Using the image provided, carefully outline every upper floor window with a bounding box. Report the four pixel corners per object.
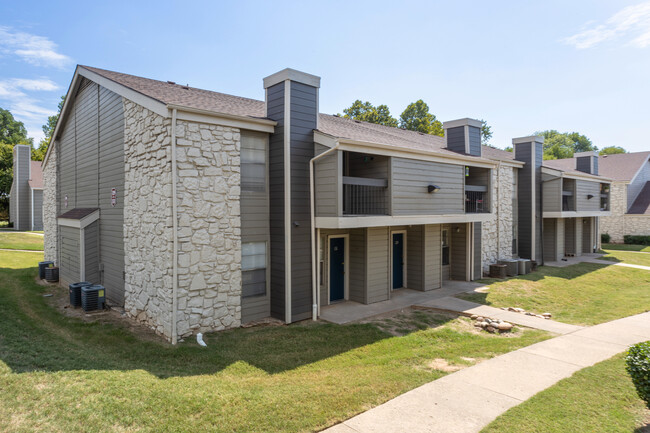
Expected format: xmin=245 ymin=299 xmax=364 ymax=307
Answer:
xmin=241 ymin=132 xmax=267 ymax=193
xmin=242 ymin=241 xmax=267 ymax=298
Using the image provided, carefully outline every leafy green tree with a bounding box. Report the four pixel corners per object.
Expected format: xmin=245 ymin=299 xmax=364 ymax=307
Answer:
xmin=399 ymin=100 xmax=443 ymax=136
xmin=599 ymin=145 xmax=626 ymax=155
xmin=341 ymin=100 xmax=398 ymax=127
xmin=0 ymin=108 xmax=32 ymax=218
xmin=535 ymin=130 xmax=596 ymax=160
xmin=480 ymin=119 xmax=493 ymax=145
xmin=0 ymin=108 xmax=31 ymax=146
xmin=33 ymin=95 xmax=65 ymax=161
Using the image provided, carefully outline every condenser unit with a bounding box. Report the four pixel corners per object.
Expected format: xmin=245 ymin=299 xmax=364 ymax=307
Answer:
xmin=81 ymin=285 xmax=106 ymax=312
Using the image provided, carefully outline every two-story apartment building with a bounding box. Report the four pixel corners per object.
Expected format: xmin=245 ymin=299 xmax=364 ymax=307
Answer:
xmin=42 ymin=65 xmax=608 ymax=342
xmin=9 ymin=144 xmax=44 ymax=231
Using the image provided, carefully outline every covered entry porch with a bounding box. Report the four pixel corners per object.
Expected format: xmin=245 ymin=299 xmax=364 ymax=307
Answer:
xmin=316 ymin=222 xmax=482 ymax=316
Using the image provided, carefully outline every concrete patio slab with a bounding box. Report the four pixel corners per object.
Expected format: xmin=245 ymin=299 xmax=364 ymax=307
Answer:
xmin=322 ymin=311 xmax=650 ymax=433
xmin=545 ymin=253 xmax=650 ymax=271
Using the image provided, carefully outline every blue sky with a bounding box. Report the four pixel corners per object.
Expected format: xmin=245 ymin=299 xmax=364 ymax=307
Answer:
xmin=1 ymin=0 xmax=649 ymax=152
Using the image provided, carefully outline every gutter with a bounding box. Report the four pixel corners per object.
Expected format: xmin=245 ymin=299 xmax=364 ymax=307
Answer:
xmin=171 ymin=108 xmax=179 ymax=344
xmin=309 ymin=143 xmax=340 ymax=321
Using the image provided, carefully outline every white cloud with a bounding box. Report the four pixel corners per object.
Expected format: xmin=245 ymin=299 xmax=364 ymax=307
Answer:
xmin=564 ymin=2 xmax=650 ymax=49
xmin=0 ymin=26 xmax=71 ymax=68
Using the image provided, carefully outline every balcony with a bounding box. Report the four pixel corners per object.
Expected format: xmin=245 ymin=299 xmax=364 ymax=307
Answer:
xmin=562 ymin=191 xmax=575 ymax=211
xmin=342 ymin=176 xmax=389 ymax=216
xmin=465 ymin=185 xmax=489 ymax=213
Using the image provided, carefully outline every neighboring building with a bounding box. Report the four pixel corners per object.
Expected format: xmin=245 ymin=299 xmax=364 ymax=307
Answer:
xmin=42 ymin=65 xmax=609 ymax=342
xmin=545 ymin=151 xmax=650 ymax=243
xmin=9 ymin=145 xmax=44 ymax=231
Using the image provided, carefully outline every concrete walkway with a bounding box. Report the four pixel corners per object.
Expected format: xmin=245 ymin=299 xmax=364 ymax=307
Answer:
xmin=0 ymin=248 xmax=44 ymax=253
xmin=415 ymin=296 xmax=583 ymax=335
xmin=544 ymin=253 xmax=650 ymax=271
xmin=324 ymin=311 xmax=650 ymax=433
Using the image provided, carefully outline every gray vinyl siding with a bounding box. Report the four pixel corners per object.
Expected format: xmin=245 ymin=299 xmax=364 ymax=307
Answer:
xmin=267 ymin=81 xmax=286 ymax=319
xmin=446 ymin=126 xmax=465 ymax=154
xmin=55 ymin=79 xmax=125 ymax=305
xmin=582 ymin=217 xmax=593 ymax=253
xmin=407 ymin=226 xmax=423 ymax=290
xmin=565 ymin=218 xmax=575 ymax=255
xmin=423 ymin=224 xmax=441 ymax=290
xmin=450 ymin=223 xmax=467 ymax=280
xmin=468 ymin=125 xmax=481 ymax=156
xmin=314 ymin=147 xmax=339 ymax=217
xmin=543 ymin=219 xmax=557 ymax=262
xmin=366 ymin=227 xmax=389 ymax=303
xmin=391 ymin=158 xmax=464 ymax=215
xmin=84 ymin=221 xmax=100 ymax=283
xmin=576 ymin=156 xmax=592 ymax=174
xmin=346 ymin=152 xmax=390 ymax=178
xmin=543 ymin=178 xmax=562 ymax=213
xmin=289 ymin=81 xmax=317 ymax=321
xmin=514 ymin=141 xmax=542 ymax=261
xmin=10 ymin=146 xmax=31 ymax=230
xmin=575 ymin=217 xmax=583 ymax=257
xmin=627 ymin=160 xmax=650 ymax=209
xmin=349 ymin=229 xmax=366 ymax=303
xmin=59 ymin=225 xmax=80 ymax=286
xmin=241 ymin=131 xmax=271 ymax=323
xmin=575 ymin=180 xmax=601 ymax=212
xmin=32 ymin=189 xmax=43 ymax=230
xmin=473 ymin=222 xmax=482 ymax=280
xmin=593 ymin=157 xmax=598 ymax=176
xmin=556 ymin=218 xmax=565 ymax=260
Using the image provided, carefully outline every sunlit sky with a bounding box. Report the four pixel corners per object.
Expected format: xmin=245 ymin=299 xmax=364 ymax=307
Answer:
xmin=2 ymin=0 xmax=649 ymax=152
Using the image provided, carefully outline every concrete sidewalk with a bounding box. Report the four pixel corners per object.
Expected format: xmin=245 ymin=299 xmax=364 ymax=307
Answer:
xmin=323 ymin=311 xmax=650 ymax=433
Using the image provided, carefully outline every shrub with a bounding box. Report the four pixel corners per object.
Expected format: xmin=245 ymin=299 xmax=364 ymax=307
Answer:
xmin=601 ymin=233 xmax=611 ymax=243
xmin=626 ymin=341 xmax=650 ymax=409
xmin=624 ymin=235 xmax=650 ymax=245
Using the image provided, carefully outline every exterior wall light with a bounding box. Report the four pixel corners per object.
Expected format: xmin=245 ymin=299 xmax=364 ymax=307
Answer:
xmin=428 ymin=185 xmax=441 ymax=193
xmin=587 ymin=194 xmax=594 ymax=200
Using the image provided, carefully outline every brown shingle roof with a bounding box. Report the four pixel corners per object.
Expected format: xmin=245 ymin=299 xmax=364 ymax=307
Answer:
xmin=544 ymin=151 xmax=650 ymax=181
xmin=28 ymin=160 xmax=43 ymax=188
xmin=58 ymin=208 xmax=99 ymax=220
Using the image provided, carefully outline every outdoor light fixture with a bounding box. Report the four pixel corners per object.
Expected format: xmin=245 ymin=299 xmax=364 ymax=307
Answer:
xmin=455 ymin=226 xmax=460 ymax=233
xmin=587 ymin=194 xmax=594 ymax=200
xmin=428 ymin=184 xmax=441 ymax=193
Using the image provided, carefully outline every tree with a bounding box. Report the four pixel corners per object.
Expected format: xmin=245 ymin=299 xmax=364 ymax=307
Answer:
xmin=33 ymin=95 xmax=65 ymax=161
xmin=341 ymin=100 xmax=398 ymax=127
xmin=0 ymin=108 xmax=31 ymax=218
xmin=480 ymin=119 xmax=493 ymax=145
xmin=599 ymin=146 xmax=626 ymax=155
xmin=399 ymin=100 xmax=443 ymax=136
xmin=0 ymin=108 xmax=31 ymax=146
xmin=535 ymin=130 xmax=596 ymax=160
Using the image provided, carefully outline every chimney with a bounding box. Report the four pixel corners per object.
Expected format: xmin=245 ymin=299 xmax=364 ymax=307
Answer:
xmin=443 ymin=118 xmax=483 ymax=157
xmin=575 ymin=151 xmax=598 ymax=175
xmin=513 ymin=136 xmax=544 ymax=262
xmin=262 ymin=68 xmax=321 ymax=325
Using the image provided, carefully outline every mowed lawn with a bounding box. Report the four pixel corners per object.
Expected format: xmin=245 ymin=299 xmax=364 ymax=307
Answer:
xmin=0 ymin=231 xmax=44 ymax=250
xmin=600 ymin=249 xmax=650 ymax=267
xmin=602 ymin=243 xmax=650 ymax=253
xmin=458 ymin=262 xmax=650 ymax=326
xmin=0 ymin=250 xmax=549 ymax=433
xmin=482 ymin=354 xmax=650 ymax=433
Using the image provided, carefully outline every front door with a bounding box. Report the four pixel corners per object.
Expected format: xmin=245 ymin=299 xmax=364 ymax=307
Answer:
xmin=329 ymin=237 xmax=345 ymax=302
xmin=392 ymin=233 xmax=404 ymax=289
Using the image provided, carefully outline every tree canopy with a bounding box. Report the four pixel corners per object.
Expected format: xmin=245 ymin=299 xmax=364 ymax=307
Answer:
xmin=599 ymin=145 xmax=627 ymax=156
xmin=535 ymin=130 xmax=596 ymax=160
xmin=399 ymin=100 xmax=443 ymax=135
xmin=341 ymin=100 xmax=398 ymax=127
xmin=32 ymin=95 xmax=65 ymax=161
xmin=0 ymin=108 xmax=32 ymax=218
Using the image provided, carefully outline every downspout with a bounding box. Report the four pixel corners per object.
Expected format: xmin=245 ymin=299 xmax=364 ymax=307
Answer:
xmin=496 ymin=161 xmax=501 ymax=260
xmin=171 ymin=108 xmax=179 ymax=344
xmin=309 ymin=143 xmax=340 ymax=321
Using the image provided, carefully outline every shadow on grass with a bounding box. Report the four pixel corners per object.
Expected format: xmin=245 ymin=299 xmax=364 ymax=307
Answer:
xmin=0 ymin=265 xmax=454 ymax=378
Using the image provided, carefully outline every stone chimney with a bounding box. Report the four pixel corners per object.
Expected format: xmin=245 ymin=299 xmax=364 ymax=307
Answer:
xmin=443 ymin=118 xmax=483 ymax=156
xmin=575 ymin=151 xmax=598 ymax=175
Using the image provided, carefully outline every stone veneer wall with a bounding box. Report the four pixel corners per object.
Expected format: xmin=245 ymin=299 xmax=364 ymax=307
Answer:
xmin=123 ymin=99 xmax=242 ymax=341
xmin=600 ymin=181 xmax=650 ymax=243
xmin=174 ymin=121 xmax=241 ymax=338
xmin=481 ymin=164 xmax=515 ymax=273
xmin=43 ymin=146 xmax=57 ymax=262
xmin=123 ymin=100 xmax=175 ymax=338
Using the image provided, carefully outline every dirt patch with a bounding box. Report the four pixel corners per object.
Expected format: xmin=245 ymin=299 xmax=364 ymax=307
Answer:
xmin=359 ymin=308 xmax=458 ymax=336
xmin=427 ymin=358 xmax=464 ymax=372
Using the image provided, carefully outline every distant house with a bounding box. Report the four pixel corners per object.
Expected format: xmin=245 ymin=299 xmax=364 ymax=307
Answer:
xmin=9 ymin=145 xmax=44 ymax=230
xmin=42 ymin=65 xmax=612 ymax=342
xmin=546 ymin=151 xmax=650 ymax=243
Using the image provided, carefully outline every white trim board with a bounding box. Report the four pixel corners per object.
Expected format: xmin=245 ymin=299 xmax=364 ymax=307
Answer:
xmin=315 ymin=213 xmax=493 ymax=229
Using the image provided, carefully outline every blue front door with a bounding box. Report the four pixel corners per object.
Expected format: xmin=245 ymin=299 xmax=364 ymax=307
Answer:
xmin=329 ymin=237 xmax=345 ymax=302
xmin=392 ymin=233 xmax=404 ymax=289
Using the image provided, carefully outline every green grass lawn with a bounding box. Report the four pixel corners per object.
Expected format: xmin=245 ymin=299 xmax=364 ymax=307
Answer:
xmin=481 ymin=353 xmax=650 ymax=432
xmin=458 ymin=263 xmax=650 ymax=326
xmin=0 ymin=250 xmax=549 ymax=433
xmin=0 ymin=231 xmax=44 ymax=250
xmin=600 ymin=249 xmax=650 ymax=267
xmin=603 ymin=243 xmax=650 ymax=252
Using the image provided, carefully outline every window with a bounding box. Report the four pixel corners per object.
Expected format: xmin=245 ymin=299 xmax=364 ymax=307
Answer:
xmin=241 ymin=133 xmax=267 ymax=192
xmin=442 ymin=230 xmax=450 ymax=266
xmin=242 ymin=242 xmax=267 ymax=298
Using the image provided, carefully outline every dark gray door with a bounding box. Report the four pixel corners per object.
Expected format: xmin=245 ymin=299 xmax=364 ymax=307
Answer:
xmin=329 ymin=238 xmax=345 ymax=302
xmin=392 ymin=233 xmax=404 ymax=289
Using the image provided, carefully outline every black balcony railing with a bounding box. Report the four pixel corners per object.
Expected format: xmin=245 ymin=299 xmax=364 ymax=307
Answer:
xmin=465 ymin=189 xmax=489 ymax=213
xmin=342 ymin=176 xmax=388 ymax=215
xmin=600 ymin=194 xmax=609 ymax=211
xmin=562 ymin=192 xmax=575 ymax=211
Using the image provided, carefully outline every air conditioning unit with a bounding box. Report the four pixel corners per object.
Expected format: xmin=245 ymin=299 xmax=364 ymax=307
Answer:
xmin=69 ymin=282 xmax=92 ymax=308
xmin=81 ymin=285 xmax=106 ymax=312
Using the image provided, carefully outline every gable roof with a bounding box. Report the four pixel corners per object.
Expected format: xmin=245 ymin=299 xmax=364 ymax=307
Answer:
xmin=543 ymin=151 xmax=650 ymax=181
xmin=28 ymin=161 xmax=43 ymax=188
xmin=628 ymin=182 xmax=650 ymax=214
